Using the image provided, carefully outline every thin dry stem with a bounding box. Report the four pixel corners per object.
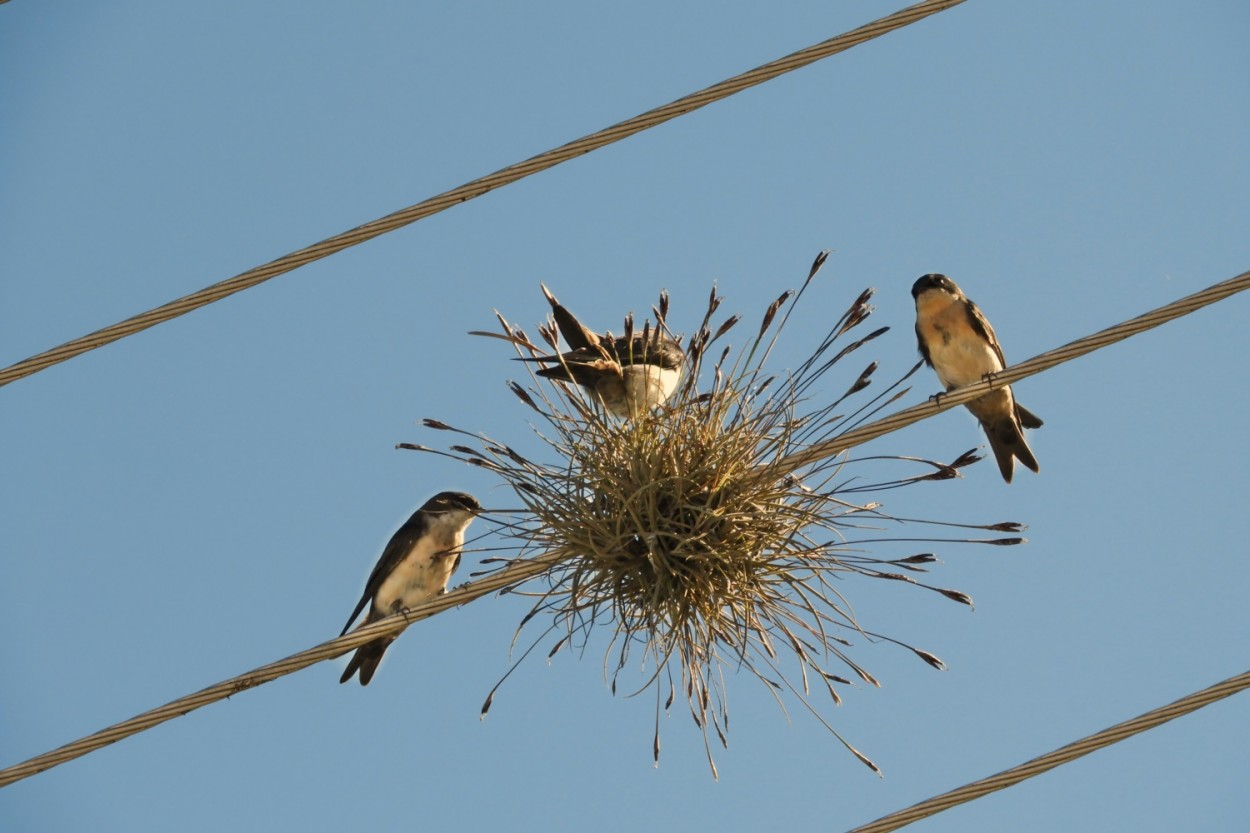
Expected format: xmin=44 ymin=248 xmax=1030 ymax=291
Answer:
xmin=428 ymin=254 xmax=1023 ymax=775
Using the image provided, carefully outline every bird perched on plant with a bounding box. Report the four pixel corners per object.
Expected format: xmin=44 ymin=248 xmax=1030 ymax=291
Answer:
xmin=518 ymin=284 xmax=685 ymax=419
xmin=912 ymin=274 xmax=1042 ymax=483
xmin=339 ymin=491 xmax=481 ymax=685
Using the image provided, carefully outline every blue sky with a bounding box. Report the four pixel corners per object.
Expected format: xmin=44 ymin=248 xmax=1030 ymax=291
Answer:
xmin=2 ymin=2 xmax=1247 ymax=830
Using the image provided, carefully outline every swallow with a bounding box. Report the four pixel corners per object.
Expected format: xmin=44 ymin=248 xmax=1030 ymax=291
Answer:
xmin=517 ymin=284 xmax=685 ymax=418
xmin=912 ymin=274 xmax=1042 ymax=483
xmin=339 ymin=491 xmax=481 ymax=685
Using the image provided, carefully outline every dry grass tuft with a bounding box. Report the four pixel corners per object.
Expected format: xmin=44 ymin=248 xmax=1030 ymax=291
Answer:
xmin=407 ymin=252 xmax=1024 ymax=776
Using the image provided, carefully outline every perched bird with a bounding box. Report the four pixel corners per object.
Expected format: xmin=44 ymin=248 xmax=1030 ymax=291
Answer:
xmin=518 ymin=284 xmax=685 ymax=418
xmin=912 ymin=274 xmax=1043 ymax=483
xmin=339 ymin=491 xmax=481 ymax=685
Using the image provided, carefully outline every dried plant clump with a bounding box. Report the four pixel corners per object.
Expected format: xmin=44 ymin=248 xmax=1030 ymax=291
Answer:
xmin=404 ymin=252 xmax=1025 ymax=777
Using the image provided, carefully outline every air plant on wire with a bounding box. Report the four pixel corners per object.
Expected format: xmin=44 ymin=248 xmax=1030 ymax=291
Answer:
xmin=400 ymin=252 xmax=1025 ymax=776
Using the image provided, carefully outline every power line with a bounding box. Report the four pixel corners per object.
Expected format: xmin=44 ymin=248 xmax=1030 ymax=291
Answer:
xmin=844 ymin=670 xmax=1250 ymax=833
xmin=0 ymin=0 xmax=967 ymax=390
xmin=1 ymin=266 xmax=1245 ymax=789
xmin=773 ymin=267 xmax=1250 ymax=476
xmin=0 ymin=551 xmax=563 ymax=789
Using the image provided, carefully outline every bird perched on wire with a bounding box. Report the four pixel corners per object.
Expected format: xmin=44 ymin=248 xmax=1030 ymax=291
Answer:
xmin=339 ymin=491 xmax=481 ymax=685
xmin=912 ymin=274 xmax=1042 ymax=483
xmin=518 ymin=284 xmax=686 ymax=419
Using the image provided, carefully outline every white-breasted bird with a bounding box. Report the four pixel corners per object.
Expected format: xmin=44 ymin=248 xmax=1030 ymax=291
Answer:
xmin=339 ymin=491 xmax=481 ymax=685
xmin=519 ymin=285 xmax=685 ymax=418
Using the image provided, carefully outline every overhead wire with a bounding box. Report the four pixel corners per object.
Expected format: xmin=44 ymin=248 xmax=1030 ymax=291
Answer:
xmin=843 ymin=670 xmax=1250 ymax=833
xmin=0 ymin=551 xmax=564 ymax=789
xmin=6 ymin=0 xmax=1246 ymax=810
xmin=771 ymin=267 xmax=1250 ymax=477
xmin=0 ymin=0 xmax=967 ymax=389
xmin=1 ymin=266 xmax=1246 ymax=789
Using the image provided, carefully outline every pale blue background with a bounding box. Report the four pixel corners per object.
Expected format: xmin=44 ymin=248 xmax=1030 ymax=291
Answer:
xmin=3 ymin=2 xmax=1247 ymax=831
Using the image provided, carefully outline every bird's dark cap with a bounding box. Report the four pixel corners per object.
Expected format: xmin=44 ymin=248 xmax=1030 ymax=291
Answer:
xmin=423 ymin=491 xmax=482 ymax=514
xmin=911 ymin=273 xmax=956 ymax=299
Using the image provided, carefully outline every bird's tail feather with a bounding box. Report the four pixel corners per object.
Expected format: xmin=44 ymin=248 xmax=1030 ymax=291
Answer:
xmin=984 ymin=421 xmax=1039 ymax=484
xmin=1015 ymin=403 xmax=1044 ymax=429
xmin=339 ymin=638 xmax=392 ymax=686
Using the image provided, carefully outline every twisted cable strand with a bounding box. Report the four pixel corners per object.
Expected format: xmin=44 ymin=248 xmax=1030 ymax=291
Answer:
xmin=0 ymin=0 xmax=966 ymax=389
xmin=2 ymin=268 xmax=1245 ymax=788
xmin=845 ymin=670 xmax=1250 ymax=833
xmin=0 ymin=552 xmax=561 ymax=789
xmin=774 ymin=268 xmax=1250 ymax=476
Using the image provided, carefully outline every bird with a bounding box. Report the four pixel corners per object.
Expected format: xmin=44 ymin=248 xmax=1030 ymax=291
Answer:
xmin=517 ymin=284 xmax=685 ymax=418
xmin=339 ymin=491 xmax=481 ymax=685
xmin=911 ymin=273 xmax=1042 ymax=483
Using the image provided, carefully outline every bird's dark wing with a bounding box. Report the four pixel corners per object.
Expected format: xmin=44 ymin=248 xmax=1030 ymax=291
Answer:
xmin=914 ymin=322 xmax=933 ymax=367
xmin=962 ymin=299 xmax=1007 ymax=368
xmin=541 ymin=284 xmax=600 ymax=352
xmin=533 ymin=354 xmax=622 ymax=386
xmin=339 ymin=592 xmax=371 ymax=637
xmin=523 ymin=336 xmax=684 ymax=369
xmin=515 ymin=345 xmax=604 ymax=365
xmin=339 ymin=510 xmax=429 ymax=636
xmin=610 ymin=334 xmax=685 ymax=369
